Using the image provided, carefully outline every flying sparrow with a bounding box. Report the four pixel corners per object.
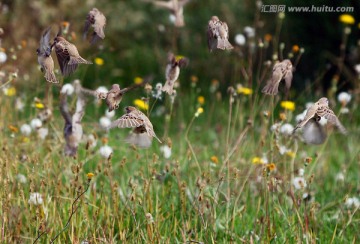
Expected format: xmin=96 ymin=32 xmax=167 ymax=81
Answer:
xmin=83 ymin=8 xmax=106 ymax=44
xmin=293 ymin=97 xmax=347 ymax=134
xmin=37 ymin=27 xmax=58 ymax=83
xmin=59 ymin=90 xmax=86 ymax=157
xmin=151 ymin=0 xmax=190 ymax=27
xmin=262 ymin=59 xmax=293 ymax=96
xmin=207 ymin=16 xmax=233 ymax=52
xmin=108 ymin=106 xmax=162 ymax=143
xmin=301 ymin=118 xmax=327 ymax=145
xmin=52 ymin=32 xmax=92 ymax=76
xmin=162 ymin=52 xmax=188 ymax=95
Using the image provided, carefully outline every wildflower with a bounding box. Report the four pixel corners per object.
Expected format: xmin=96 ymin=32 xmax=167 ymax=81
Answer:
xmin=20 ymin=124 xmax=32 ymax=136
xmin=286 ymin=151 xmax=296 ymax=158
xmin=0 ymin=50 xmax=6 ymax=64
xmin=197 ymin=96 xmax=205 ymax=105
xmin=15 ymin=98 xmax=24 ymax=111
xmin=244 ymin=26 xmax=255 ymax=38
xmin=292 ymin=45 xmax=300 ymax=53
xmin=94 ymin=57 xmax=104 ymax=66
xmin=37 ymin=128 xmax=48 ymax=139
xmin=339 ymin=14 xmax=355 ymax=25
xmin=175 ymin=55 xmax=185 ymax=61
xmin=152 ymin=83 xmax=163 ymax=100
xmin=28 ymin=192 xmax=43 ymax=205
xmin=298 ymin=168 xmax=305 ymax=177
xmin=195 ymin=107 xmax=204 ymax=117
xmin=264 ymin=34 xmax=272 ymax=42
xmin=30 ymin=118 xmax=42 ymax=129
xmin=280 ymin=101 xmax=295 ymax=111
xmin=145 ymin=213 xmax=154 ymax=224
xmin=335 ymin=172 xmax=345 ymax=182
xmin=280 ymin=123 xmax=294 ymax=135
xmin=266 ymin=163 xmax=276 ymax=171
xmin=234 ymin=34 xmax=246 ymax=46
xmin=292 ymin=177 xmax=307 ymax=190
xmin=304 ymin=157 xmax=312 ymax=166
xmin=87 ymin=173 xmax=95 ymax=180
xmin=169 ymin=14 xmax=176 ymax=23
xmin=96 ymin=86 xmax=108 ymax=94
xmin=160 ymin=145 xmax=172 ymax=159
xmin=101 ymin=137 xmax=109 ymax=145
xmin=270 ymin=122 xmax=281 ymax=132
xmin=210 ymin=79 xmax=219 ymax=93
xmin=61 ymin=83 xmax=74 ymax=95
xmin=134 ymin=76 xmax=143 ymax=85
xmin=61 ymin=21 xmax=70 ymax=34
xmin=252 ymin=157 xmax=265 ymax=164
xmin=8 ymin=125 xmax=18 ymax=133
xmin=133 ymin=99 xmax=149 ymax=111
xmin=22 ymin=137 xmax=30 ymax=143
xmin=99 ymin=145 xmax=113 ymax=159
xmin=337 ymin=92 xmax=351 ymax=106
xmin=340 ymin=107 xmax=349 ymax=114
xmin=236 ymin=85 xmax=253 ymax=95
xmin=210 ymin=156 xmax=219 ymax=164
xmin=16 ymin=174 xmax=27 ymax=183
xmin=3 ymin=86 xmax=16 ymax=96
xmin=344 ymin=197 xmax=360 ymax=208
xmin=105 ymin=109 xmax=115 ymax=119
xmin=99 ymin=116 xmax=111 ymax=129
xmin=191 ymin=75 xmax=198 ymax=84
xmin=279 ymin=112 xmax=286 ymax=121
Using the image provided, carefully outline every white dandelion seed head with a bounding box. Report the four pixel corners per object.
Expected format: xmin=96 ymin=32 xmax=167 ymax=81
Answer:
xmin=292 ymin=177 xmax=307 ymax=190
xmin=37 ymin=127 xmax=48 ymax=140
xmin=279 ymin=145 xmax=288 ymax=155
xmin=16 ymin=174 xmax=27 ymax=184
xmin=340 ymin=107 xmax=349 ymax=114
xmin=30 ymin=118 xmax=42 ymax=129
xmin=99 ymin=116 xmax=111 ymax=129
xmin=243 ymin=26 xmax=255 ymax=38
xmin=337 ymin=92 xmax=351 ymax=105
xmin=0 ymin=51 xmax=7 ymax=63
xmin=280 ymin=123 xmax=294 ymax=136
xmin=15 ymin=97 xmax=25 ymax=111
xmin=99 ymin=145 xmax=113 ymax=159
xmin=270 ymin=122 xmax=281 ymax=132
xmin=96 ymin=86 xmax=108 ymax=94
xmin=298 ymin=168 xmax=305 ymax=177
xmin=20 ymin=124 xmax=32 ymax=136
xmin=169 ymin=14 xmax=176 ymax=23
xmin=61 ymin=83 xmax=74 ymax=95
xmin=345 ymin=197 xmax=360 ymax=209
xmin=234 ymin=34 xmax=246 ymax=46
xmin=160 ymin=145 xmax=172 ymax=159
xmin=28 ymin=192 xmax=43 ymax=205
xmin=105 ymin=109 xmax=115 ymax=119
xmin=335 ymin=172 xmax=345 ymax=182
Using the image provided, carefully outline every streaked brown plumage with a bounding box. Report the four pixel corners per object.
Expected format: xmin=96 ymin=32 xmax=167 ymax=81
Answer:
xmin=262 ymin=59 xmax=293 ymax=96
xmin=162 ymin=52 xmax=188 ymax=95
xmin=83 ymin=8 xmax=106 ymax=44
xmin=37 ymin=27 xmax=58 ymax=83
xmin=53 ymin=34 xmax=92 ymax=76
xmin=293 ymin=97 xmax=347 ymax=134
xmin=109 ymin=106 xmax=162 ymax=143
xmin=207 ymin=16 xmax=233 ymax=52
xmin=152 ymin=0 xmax=190 ymax=27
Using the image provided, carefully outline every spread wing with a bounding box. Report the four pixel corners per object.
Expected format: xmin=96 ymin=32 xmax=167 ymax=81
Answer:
xmin=55 ymin=44 xmax=78 ymax=76
xmin=109 ymin=113 xmax=144 ymax=129
xmin=94 ymin=12 xmax=106 ymax=39
xmin=83 ymin=12 xmax=93 ymax=39
xmin=39 ymin=27 xmax=52 ymax=55
xmin=317 ymin=107 xmax=347 ymax=134
xmin=284 ymin=70 xmax=293 ymax=90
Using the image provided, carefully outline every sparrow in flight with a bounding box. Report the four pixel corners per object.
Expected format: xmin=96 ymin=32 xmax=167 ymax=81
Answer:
xmin=83 ymin=8 xmax=106 ymax=44
xmin=262 ymin=59 xmax=293 ymax=96
xmin=151 ymin=0 xmax=190 ymax=27
xmin=207 ymin=16 xmax=233 ymax=52
xmin=162 ymin=52 xmax=188 ymax=95
xmin=52 ymin=31 xmax=92 ymax=76
xmin=37 ymin=27 xmax=58 ymax=83
xmin=108 ymin=106 xmax=162 ymax=143
xmin=293 ymin=97 xmax=347 ymax=134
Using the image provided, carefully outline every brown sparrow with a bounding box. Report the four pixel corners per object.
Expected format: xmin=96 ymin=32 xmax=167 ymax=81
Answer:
xmin=37 ymin=27 xmax=58 ymax=83
xmin=207 ymin=16 xmax=233 ymax=51
xmin=262 ymin=59 xmax=293 ymax=96
xmin=83 ymin=8 xmax=106 ymax=44
xmin=162 ymin=52 xmax=188 ymax=95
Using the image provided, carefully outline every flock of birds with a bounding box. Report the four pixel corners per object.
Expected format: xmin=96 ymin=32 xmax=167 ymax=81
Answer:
xmin=35 ymin=1 xmax=346 ymax=156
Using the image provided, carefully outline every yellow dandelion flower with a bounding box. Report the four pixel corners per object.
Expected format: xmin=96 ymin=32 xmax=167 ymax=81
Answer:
xmin=266 ymin=163 xmax=276 ymax=171
xmin=8 ymin=125 xmax=19 ymax=133
xmin=339 ymin=14 xmax=355 ymax=25
xmin=34 ymin=102 xmax=45 ymax=109
xmin=4 ymin=86 xmax=16 ymax=96
xmin=134 ymin=76 xmax=143 ymax=85
xmin=237 ymin=86 xmax=253 ymax=95
xmin=252 ymin=157 xmax=264 ymax=164
xmin=210 ymin=156 xmax=219 ymax=164
xmin=292 ymin=45 xmax=300 ymax=53
xmin=195 ymin=107 xmax=204 ymax=117
xmin=175 ymin=55 xmax=185 ymax=61
xmin=22 ymin=137 xmax=30 ymax=143
xmin=197 ymin=96 xmax=205 ymax=105
xmin=87 ymin=173 xmax=95 ymax=180
xmin=94 ymin=57 xmax=104 ymax=66
xmin=133 ymin=99 xmax=149 ymax=111
xmin=286 ymin=151 xmax=296 ymax=158
xmin=280 ymin=101 xmax=295 ymax=111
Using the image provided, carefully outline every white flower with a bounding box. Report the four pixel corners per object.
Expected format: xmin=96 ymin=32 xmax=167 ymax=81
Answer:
xmin=30 ymin=118 xmax=42 ymax=129
xmin=28 ymin=192 xmax=43 ymax=205
xmin=61 ymin=83 xmax=74 ymax=95
xmin=15 ymin=98 xmax=25 ymax=111
xmin=152 ymin=83 xmax=163 ymax=100
xmin=16 ymin=174 xmax=27 ymax=183
xmin=337 ymin=92 xmax=351 ymax=105
xmin=99 ymin=145 xmax=113 ymax=159
xmin=0 ymin=51 xmax=7 ymax=63
xmin=20 ymin=124 xmax=32 ymax=136
xmin=234 ymin=34 xmax=246 ymax=46
xmin=298 ymin=168 xmax=305 ymax=177
xmin=279 ymin=145 xmax=288 ymax=155
xmin=96 ymin=86 xmax=108 ymax=94
xmin=99 ymin=116 xmax=111 ymax=129
xmin=270 ymin=122 xmax=281 ymax=132
xmin=243 ymin=26 xmax=255 ymax=38
xmin=261 ymin=153 xmax=268 ymax=164
xmin=335 ymin=172 xmax=345 ymax=182
xmin=105 ymin=109 xmax=115 ymax=119
xmin=37 ymin=128 xmax=48 ymax=139
xmin=280 ymin=123 xmax=294 ymax=135
xmin=292 ymin=177 xmax=307 ymax=190
xmin=160 ymin=145 xmax=172 ymax=159
xmin=169 ymin=14 xmax=176 ymax=23
xmin=354 ymin=64 xmax=360 ymax=74
xmin=345 ymin=197 xmax=360 ymax=209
